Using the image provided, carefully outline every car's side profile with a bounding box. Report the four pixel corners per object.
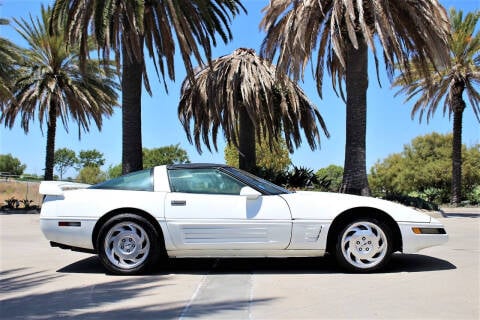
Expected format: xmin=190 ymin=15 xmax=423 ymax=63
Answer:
xmin=40 ymin=164 xmax=448 ymax=274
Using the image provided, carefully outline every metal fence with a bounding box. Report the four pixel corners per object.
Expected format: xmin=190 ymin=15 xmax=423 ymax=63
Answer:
xmin=0 ymin=173 xmax=43 ymax=207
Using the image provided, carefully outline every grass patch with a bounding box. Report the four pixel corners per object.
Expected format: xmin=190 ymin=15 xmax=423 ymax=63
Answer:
xmin=0 ymin=180 xmax=41 ymax=208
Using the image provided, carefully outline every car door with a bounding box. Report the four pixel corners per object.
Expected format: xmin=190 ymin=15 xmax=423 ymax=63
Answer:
xmin=164 ymin=167 xmax=292 ymax=250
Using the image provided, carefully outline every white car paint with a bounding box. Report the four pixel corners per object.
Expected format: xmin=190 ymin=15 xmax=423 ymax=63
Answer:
xmin=164 ymin=192 xmax=292 ymax=250
xmin=41 ymin=188 xmax=167 ymax=249
xmin=281 ymin=191 xmax=432 ymax=223
xmin=39 ymin=165 xmax=448 ymax=264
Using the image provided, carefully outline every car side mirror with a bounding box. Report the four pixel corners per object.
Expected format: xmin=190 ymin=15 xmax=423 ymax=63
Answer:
xmin=240 ymin=186 xmax=261 ymax=200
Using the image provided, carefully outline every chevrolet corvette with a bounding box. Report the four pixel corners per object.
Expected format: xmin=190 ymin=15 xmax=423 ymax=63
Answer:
xmin=40 ymin=163 xmax=448 ymax=274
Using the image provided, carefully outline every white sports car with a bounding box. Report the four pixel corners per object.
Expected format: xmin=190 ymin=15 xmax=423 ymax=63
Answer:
xmin=40 ymin=164 xmax=448 ymax=274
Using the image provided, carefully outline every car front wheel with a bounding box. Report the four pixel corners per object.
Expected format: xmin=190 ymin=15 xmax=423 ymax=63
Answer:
xmin=97 ymin=214 xmax=161 ymax=275
xmin=335 ymin=218 xmax=393 ymax=272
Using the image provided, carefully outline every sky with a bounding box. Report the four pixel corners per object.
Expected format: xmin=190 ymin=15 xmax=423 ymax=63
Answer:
xmin=0 ymin=0 xmax=479 ymax=178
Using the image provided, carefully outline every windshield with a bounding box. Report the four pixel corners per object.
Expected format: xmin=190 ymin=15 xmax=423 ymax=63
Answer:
xmin=222 ymin=167 xmax=291 ymax=195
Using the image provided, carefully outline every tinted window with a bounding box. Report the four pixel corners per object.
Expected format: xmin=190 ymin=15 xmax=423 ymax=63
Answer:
xmin=90 ymin=169 xmax=153 ymax=191
xmin=223 ymin=167 xmax=291 ymax=195
xmin=168 ymin=168 xmax=246 ymax=195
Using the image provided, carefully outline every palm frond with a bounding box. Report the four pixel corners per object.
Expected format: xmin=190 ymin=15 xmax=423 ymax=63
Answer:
xmin=178 ymin=48 xmax=329 ymax=154
xmin=1 ymin=5 xmax=119 ymax=135
xmin=260 ymin=0 xmax=451 ymax=98
xmin=0 ymin=18 xmax=22 ymax=105
xmin=393 ymin=8 xmax=480 ymax=122
xmin=51 ymin=0 xmax=246 ymax=93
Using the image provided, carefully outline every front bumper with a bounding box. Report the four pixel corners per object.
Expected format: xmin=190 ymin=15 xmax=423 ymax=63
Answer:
xmin=399 ymin=218 xmax=448 ymax=253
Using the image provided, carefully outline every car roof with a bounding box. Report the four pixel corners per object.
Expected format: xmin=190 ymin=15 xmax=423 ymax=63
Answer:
xmin=166 ymin=163 xmax=229 ymax=170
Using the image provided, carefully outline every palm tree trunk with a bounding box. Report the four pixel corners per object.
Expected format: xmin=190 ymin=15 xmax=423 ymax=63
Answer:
xmin=451 ymin=83 xmax=466 ymax=206
xmin=44 ymin=102 xmax=57 ymax=181
xmin=121 ymin=46 xmax=143 ymax=175
xmin=239 ymin=107 xmax=256 ymax=172
xmin=339 ymin=39 xmax=370 ymax=196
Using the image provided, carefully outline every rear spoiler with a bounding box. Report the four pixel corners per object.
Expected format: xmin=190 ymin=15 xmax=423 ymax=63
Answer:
xmin=39 ymin=181 xmax=91 ymax=196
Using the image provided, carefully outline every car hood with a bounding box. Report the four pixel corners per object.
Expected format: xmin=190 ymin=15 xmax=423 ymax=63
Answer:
xmin=280 ymin=191 xmax=432 ymax=223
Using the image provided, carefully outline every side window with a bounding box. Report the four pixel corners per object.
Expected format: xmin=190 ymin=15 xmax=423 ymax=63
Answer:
xmin=89 ymin=169 xmax=153 ymax=191
xmin=168 ymin=168 xmax=246 ymax=195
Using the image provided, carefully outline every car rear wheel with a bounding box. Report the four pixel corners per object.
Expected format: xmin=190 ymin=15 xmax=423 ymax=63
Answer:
xmin=97 ymin=214 xmax=161 ymax=275
xmin=335 ymin=218 xmax=393 ymax=272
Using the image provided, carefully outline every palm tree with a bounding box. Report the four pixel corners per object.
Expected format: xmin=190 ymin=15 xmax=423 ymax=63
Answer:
xmin=0 ymin=6 xmax=119 ymax=181
xmin=51 ymin=0 xmax=245 ymax=174
xmin=260 ymin=0 xmax=451 ymax=195
xmin=178 ymin=48 xmax=329 ymax=172
xmin=0 ymin=18 xmax=20 ymax=105
xmin=394 ymin=9 xmax=480 ymax=205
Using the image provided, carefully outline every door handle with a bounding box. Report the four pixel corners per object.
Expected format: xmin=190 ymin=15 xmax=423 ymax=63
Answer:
xmin=171 ymin=200 xmax=186 ymax=206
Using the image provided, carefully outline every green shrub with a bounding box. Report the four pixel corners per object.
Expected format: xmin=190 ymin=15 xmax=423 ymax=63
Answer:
xmin=466 ymin=185 xmax=480 ymax=206
xmin=385 ymin=193 xmax=439 ymax=211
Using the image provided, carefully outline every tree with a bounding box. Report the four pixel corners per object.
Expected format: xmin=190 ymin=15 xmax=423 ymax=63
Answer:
xmin=260 ymin=0 xmax=450 ymax=195
xmin=285 ymin=166 xmax=319 ymax=190
xmin=51 ymin=0 xmax=245 ymax=175
xmin=224 ymin=136 xmax=291 ymax=172
xmin=0 ymin=154 xmax=26 ymax=176
xmin=316 ymin=165 xmax=344 ymax=193
xmin=77 ymin=166 xmax=107 ymax=184
xmin=393 ymin=9 xmax=480 ymax=205
xmin=369 ymin=133 xmax=480 ymax=204
xmin=178 ymin=48 xmax=329 ymax=172
xmin=107 ymin=164 xmax=122 ymax=179
xmin=143 ymin=145 xmax=190 ymax=169
xmin=107 ymin=144 xmax=189 ymax=178
xmin=0 ymin=17 xmax=20 ymax=105
xmin=54 ymin=148 xmax=77 ymax=180
xmin=0 ymin=6 xmax=119 ymax=181
xmin=462 ymin=144 xmax=480 ymax=197
xmin=78 ymin=149 xmax=105 ymax=168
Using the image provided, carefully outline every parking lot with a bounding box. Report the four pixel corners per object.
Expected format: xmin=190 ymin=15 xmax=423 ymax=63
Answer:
xmin=1 ymin=211 xmax=479 ymax=319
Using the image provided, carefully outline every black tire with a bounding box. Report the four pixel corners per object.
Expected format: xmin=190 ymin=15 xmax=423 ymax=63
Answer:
xmin=334 ymin=217 xmax=393 ymax=272
xmin=97 ymin=213 xmax=162 ymax=275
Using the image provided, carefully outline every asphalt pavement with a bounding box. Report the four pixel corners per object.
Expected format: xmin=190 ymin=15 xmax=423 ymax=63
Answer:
xmin=0 ymin=211 xmax=478 ymax=319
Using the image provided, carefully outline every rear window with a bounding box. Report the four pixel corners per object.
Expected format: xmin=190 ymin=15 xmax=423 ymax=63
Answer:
xmin=89 ymin=169 xmax=153 ymax=191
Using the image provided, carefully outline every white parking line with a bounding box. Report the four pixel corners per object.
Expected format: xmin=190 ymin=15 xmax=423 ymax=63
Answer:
xmin=248 ymin=273 xmax=254 ymax=320
xmin=179 ymin=259 xmax=219 ymax=320
xmin=179 ymin=260 xmax=254 ymax=319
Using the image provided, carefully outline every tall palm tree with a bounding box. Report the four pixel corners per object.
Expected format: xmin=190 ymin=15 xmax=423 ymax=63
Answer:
xmin=0 ymin=6 xmax=119 ymax=181
xmin=394 ymin=9 xmax=480 ymax=205
xmin=51 ymin=0 xmax=245 ymax=174
xmin=178 ymin=48 xmax=329 ymax=172
xmin=260 ymin=0 xmax=451 ymax=195
xmin=0 ymin=18 xmax=20 ymax=105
